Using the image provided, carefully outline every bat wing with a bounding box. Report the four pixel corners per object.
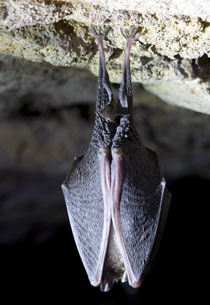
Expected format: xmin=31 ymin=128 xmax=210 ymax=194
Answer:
xmin=62 ymin=150 xmax=110 ymax=286
xmin=111 ymin=146 xmax=171 ymax=288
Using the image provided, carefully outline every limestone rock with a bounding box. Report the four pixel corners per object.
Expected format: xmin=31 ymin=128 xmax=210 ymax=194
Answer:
xmin=0 ymin=0 xmax=210 ymax=113
xmin=144 ymin=79 xmax=210 ymax=114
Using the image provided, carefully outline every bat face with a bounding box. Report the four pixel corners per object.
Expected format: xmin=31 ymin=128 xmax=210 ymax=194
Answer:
xmin=62 ymin=27 xmax=171 ymax=292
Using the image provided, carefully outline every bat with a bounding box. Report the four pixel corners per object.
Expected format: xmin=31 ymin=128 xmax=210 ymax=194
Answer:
xmin=62 ymin=26 xmax=171 ymax=292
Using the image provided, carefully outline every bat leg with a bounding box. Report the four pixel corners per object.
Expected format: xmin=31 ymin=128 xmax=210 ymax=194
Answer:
xmin=90 ymin=26 xmax=109 ymax=78
xmin=119 ymin=28 xmax=140 ymax=112
xmin=90 ymin=26 xmax=116 ymax=121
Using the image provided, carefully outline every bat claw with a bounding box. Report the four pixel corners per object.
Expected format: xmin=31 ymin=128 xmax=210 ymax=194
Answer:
xmin=90 ymin=25 xmax=110 ymax=40
xmin=120 ymin=27 xmax=140 ymax=41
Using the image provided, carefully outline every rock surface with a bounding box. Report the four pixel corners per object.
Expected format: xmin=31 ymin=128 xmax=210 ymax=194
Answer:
xmin=1 ymin=0 xmax=210 ymax=113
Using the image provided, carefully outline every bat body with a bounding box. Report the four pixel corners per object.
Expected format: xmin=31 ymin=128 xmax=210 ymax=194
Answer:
xmin=62 ymin=27 xmax=171 ymax=291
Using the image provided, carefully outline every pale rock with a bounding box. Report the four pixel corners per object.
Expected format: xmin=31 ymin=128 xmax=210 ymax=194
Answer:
xmin=0 ymin=0 xmax=210 ymax=113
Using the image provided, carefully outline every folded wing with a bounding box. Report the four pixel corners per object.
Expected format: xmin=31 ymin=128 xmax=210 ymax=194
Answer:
xmin=62 ymin=150 xmax=107 ymax=286
xmin=112 ymin=146 xmax=170 ymax=287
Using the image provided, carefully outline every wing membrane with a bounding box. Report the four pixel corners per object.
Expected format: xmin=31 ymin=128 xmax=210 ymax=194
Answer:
xmin=112 ymin=146 xmax=170 ymax=287
xmin=62 ymin=149 xmax=106 ymax=286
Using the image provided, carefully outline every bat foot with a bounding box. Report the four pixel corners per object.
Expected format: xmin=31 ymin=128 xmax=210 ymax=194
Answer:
xmin=90 ymin=25 xmax=110 ymax=40
xmin=120 ymin=27 xmax=140 ymax=42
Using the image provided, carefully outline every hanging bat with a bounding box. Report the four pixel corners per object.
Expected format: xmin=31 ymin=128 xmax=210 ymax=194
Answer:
xmin=62 ymin=27 xmax=171 ymax=292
